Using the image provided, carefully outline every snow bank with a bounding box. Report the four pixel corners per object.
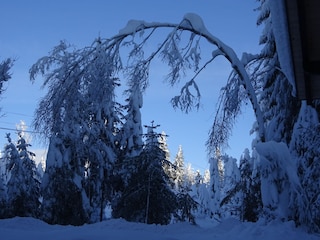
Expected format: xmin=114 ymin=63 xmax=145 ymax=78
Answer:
xmin=0 ymin=217 xmax=319 ymax=240
xmin=255 ymin=141 xmax=300 ymax=219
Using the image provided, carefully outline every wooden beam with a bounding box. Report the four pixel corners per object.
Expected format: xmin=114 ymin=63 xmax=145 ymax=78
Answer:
xmin=284 ymin=0 xmax=306 ymax=99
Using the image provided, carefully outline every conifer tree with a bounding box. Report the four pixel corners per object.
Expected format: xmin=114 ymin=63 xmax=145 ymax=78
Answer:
xmin=0 ymin=166 xmax=7 ymax=218
xmin=253 ymin=0 xmax=300 ymax=144
xmin=113 ymin=122 xmax=177 ymax=225
xmin=173 ymin=145 xmax=185 ymax=191
xmin=209 ymin=156 xmax=221 ymax=218
xmin=120 ymin=78 xmax=144 ymax=158
xmin=0 ymin=58 xmax=13 ymax=214
xmin=242 ymin=0 xmax=301 ymax=224
xmin=41 ymin=136 xmax=89 ymax=225
xmin=238 ymin=149 xmax=261 ymax=222
xmin=290 ymin=103 xmax=320 ymax=232
xmin=218 ymin=154 xmax=241 ymax=218
xmin=172 ymin=146 xmax=198 ymax=223
xmin=4 ymin=133 xmax=41 ymax=218
xmin=159 ymin=131 xmax=170 ymax=162
xmin=112 ymin=77 xmax=145 ymax=207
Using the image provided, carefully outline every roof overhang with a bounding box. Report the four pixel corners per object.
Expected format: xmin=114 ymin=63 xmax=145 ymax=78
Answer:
xmin=284 ymin=0 xmax=320 ymax=100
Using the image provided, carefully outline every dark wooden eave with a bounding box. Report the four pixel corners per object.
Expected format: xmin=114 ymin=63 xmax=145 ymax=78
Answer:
xmin=284 ymin=0 xmax=320 ymax=100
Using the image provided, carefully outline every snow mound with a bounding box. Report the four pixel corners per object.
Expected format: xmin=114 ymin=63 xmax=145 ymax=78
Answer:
xmin=183 ymin=13 xmax=207 ymax=33
xmin=118 ymin=20 xmax=146 ymax=35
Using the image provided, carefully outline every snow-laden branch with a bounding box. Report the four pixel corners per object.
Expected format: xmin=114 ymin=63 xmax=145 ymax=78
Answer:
xmin=31 ymin=13 xmax=266 ymax=150
xmin=0 ymin=58 xmax=13 ymax=95
xmin=113 ymin=13 xmax=266 ymax=144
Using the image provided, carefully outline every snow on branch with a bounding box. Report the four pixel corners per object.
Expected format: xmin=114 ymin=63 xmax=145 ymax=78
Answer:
xmin=31 ymin=13 xmax=266 ymax=151
xmin=171 ymin=79 xmax=201 ymax=113
xmin=0 ymin=58 xmax=13 ymax=94
xmin=113 ymin=13 xmax=266 ymax=150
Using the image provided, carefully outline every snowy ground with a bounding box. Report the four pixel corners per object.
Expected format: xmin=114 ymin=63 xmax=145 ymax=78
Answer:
xmin=0 ymin=217 xmax=319 ymax=240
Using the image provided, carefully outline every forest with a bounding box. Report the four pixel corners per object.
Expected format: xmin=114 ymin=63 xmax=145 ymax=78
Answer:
xmin=0 ymin=0 xmax=319 ymax=234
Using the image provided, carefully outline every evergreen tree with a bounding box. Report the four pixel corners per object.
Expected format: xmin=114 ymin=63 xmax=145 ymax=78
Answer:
xmin=183 ymin=163 xmax=196 ymax=191
xmin=172 ymin=146 xmax=198 ymax=223
xmin=191 ymin=171 xmax=211 ymax=218
xmin=158 ymin=133 xmax=176 ymax=191
xmin=176 ymin=191 xmax=197 ymax=224
xmin=33 ymin=47 xmax=90 ymax=225
xmin=233 ymin=0 xmax=304 ymax=225
xmin=254 ymin=0 xmax=300 ymax=144
xmin=159 ymin=131 xmax=170 ymax=162
xmin=219 ymin=154 xmax=241 ymax=218
xmin=113 ymin=122 xmax=177 ymax=225
xmin=0 ymin=163 xmax=7 ymax=219
xmin=173 ymin=145 xmax=185 ymax=191
xmin=239 ymin=149 xmax=262 ymax=222
xmin=114 ymin=73 xmax=145 ymax=199
xmin=290 ymin=102 xmax=320 ymax=232
xmin=208 ymin=156 xmax=222 ymax=218
xmin=0 ymin=58 xmax=13 ymax=217
xmin=120 ymin=77 xmax=144 ymax=158
xmin=4 ymin=133 xmax=41 ymax=218
xmin=203 ymin=169 xmax=210 ymax=185
xmin=81 ymin=41 xmax=121 ymax=222
xmin=41 ymin=135 xmax=89 ymax=225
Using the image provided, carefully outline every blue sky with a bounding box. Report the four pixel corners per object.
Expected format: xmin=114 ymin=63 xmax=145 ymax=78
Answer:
xmin=0 ymin=0 xmax=262 ymax=172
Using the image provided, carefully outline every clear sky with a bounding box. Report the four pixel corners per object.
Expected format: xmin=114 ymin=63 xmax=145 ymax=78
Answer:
xmin=0 ymin=0 xmax=262 ymax=173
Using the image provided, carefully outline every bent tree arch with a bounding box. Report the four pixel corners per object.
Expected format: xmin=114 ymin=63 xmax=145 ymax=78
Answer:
xmin=108 ymin=13 xmax=265 ymax=153
xmin=32 ymin=13 xmax=265 ymax=155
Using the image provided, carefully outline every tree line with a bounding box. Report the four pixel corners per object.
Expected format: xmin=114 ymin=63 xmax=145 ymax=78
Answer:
xmin=0 ymin=0 xmax=320 ymax=233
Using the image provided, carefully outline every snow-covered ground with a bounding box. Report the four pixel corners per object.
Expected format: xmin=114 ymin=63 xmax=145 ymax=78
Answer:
xmin=0 ymin=217 xmax=319 ymax=240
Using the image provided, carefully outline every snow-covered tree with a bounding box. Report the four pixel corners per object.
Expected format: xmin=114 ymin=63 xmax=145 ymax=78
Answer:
xmin=219 ymin=155 xmax=241 ymax=218
xmin=81 ymin=41 xmax=121 ymax=222
xmin=159 ymin=131 xmax=175 ymax=188
xmin=176 ymin=190 xmax=197 ymax=224
xmin=290 ymin=102 xmax=320 ymax=232
xmin=0 ymin=158 xmax=7 ymax=218
xmin=4 ymin=133 xmax=41 ymax=218
xmin=112 ymin=122 xmax=177 ymax=225
xmin=0 ymin=57 xmax=14 ymax=216
xmin=41 ymin=135 xmax=90 ymax=225
xmin=120 ymin=76 xmax=144 ymax=158
xmin=30 ymin=10 xmax=268 ymax=225
xmin=173 ymin=145 xmax=185 ymax=191
xmin=159 ymin=131 xmax=170 ymax=162
xmin=240 ymin=0 xmax=303 ymax=224
xmin=114 ymin=73 xmax=145 ymax=198
xmin=0 ymin=175 xmax=6 ymax=218
xmin=238 ymin=149 xmax=261 ymax=222
xmin=30 ymin=40 xmax=122 ymax=224
xmin=183 ymin=163 xmax=196 ymax=190
xmin=208 ymin=157 xmax=221 ymax=218
xmin=88 ymin=13 xmax=265 ymax=156
xmin=171 ymin=146 xmax=198 ymax=223
xmin=253 ymin=0 xmax=300 ymax=144
xmin=31 ymin=43 xmax=89 ymax=225
xmin=203 ymin=169 xmax=210 ymax=184
xmin=254 ymin=141 xmax=299 ymax=222
xmin=28 ymin=3 xmax=319 ymax=228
